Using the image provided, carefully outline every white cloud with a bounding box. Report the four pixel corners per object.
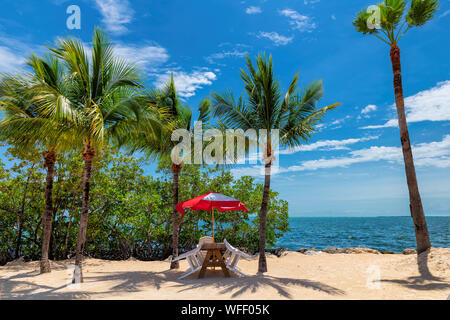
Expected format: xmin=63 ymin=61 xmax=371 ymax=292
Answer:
xmin=94 ymin=0 xmax=134 ymax=35
xmin=280 ymin=136 xmax=379 ymax=155
xmin=304 ymin=0 xmax=320 ymax=5
xmin=359 ymin=104 xmax=377 ymax=120
xmin=439 ymin=10 xmax=450 ymax=19
xmin=257 ymin=32 xmax=293 ymax=46
xmin=114 ymin=44 xmax=169 ymax=69
xmin=361 ymin=120 xmax=397 ymax=129
xmin=361 ymin=104 xmax=377 ymax=115
xmin=246 ymin=6 xmax=262 ymax=14
xmin=0 ymin=46 xmax=26 ymax=73
xmin=279 ymin=9 xmax=316 ymax=32
xmin=362 ymin=81 xmax=450 ymax=129
xmin=330 ymin=116 xmax=350 ymax=126
xmin=232 ymin=135 xmax=450 ymax=177
xmin=205 ymin=49 xmax=248 ymax=64
xmin=284 ymin=135 xmax=450 ymax=172
xmin=155 ymin=70 xmax=217 ymax=98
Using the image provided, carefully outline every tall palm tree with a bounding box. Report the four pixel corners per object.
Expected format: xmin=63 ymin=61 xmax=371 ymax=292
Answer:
xmin=353 ymin=0 xmax=439 ymax=254
xmin=212 ymin=54 xmax=338 ymax=273
xmin=0 ymin=55 xmax=76 ymax=273
xmin=49 ymin=28 xmax=144 ymax=282
xmin=125 ymin=75 xmax=211 ymax=269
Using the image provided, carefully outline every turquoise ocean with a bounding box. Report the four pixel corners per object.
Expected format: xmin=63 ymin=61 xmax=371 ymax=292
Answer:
xmin=276 ymin=216 xmax=449 ymax=252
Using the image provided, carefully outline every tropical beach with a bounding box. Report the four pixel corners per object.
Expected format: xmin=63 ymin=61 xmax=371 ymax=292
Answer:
xmin=1 ymin=0 xmax=450 ymax=304
xmin=1 ymin=248 xmax=449 ymax=300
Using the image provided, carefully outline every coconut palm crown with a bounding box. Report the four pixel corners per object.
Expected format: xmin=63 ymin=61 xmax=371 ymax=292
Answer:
xmin=123 ymin=74 xmax=212 ymax=269
xmin=212 ymin=54 xmax=339 ymax=273
xmin=46 ymin=28 xmax=146 ymax=282
xmin=0 ymin=54 xmax=79 ymax=274
xmin=353 ymin=0 xmax=439 ymax=45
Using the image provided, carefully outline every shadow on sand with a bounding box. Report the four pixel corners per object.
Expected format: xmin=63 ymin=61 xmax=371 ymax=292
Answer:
xmin=0 ymin=268 xmax=345 ymax=299
xmin=380 ymin=250 xmax=450 ymax=291
xmin=171 ymin=273 xmax=346 ymax=299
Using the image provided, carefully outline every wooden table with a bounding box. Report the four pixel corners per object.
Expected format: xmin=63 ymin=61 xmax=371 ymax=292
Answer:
xmin=198 ymin=243 xmax=230 ymax=278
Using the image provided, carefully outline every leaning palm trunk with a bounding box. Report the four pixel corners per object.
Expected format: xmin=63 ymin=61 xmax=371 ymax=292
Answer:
xmin=73 ymin=144 xmax=95 ymax=283
xmin=40 ymin=150 xmax=57 ymax=273
xmin=170 ymin=164 xmax=181 ymax=269
xmin=258 ymin=161 xmax=272 ymax=273
xmin=390 ymin=44 xmax=431 ymax=254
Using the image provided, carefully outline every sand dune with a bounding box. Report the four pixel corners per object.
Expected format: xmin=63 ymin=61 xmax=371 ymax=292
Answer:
xmin=1 ymin=248 xmax=449 ymax=300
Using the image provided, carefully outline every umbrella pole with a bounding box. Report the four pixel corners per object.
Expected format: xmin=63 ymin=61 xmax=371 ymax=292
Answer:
xmin=212 ymin=208 xmax=215 ymax=243
xmin=212 ymin=208 xmax=215 ymax=272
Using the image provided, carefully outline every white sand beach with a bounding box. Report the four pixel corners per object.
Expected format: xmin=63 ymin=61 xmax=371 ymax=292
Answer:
xmin=1 ymin=248 xmax=449 ymax=300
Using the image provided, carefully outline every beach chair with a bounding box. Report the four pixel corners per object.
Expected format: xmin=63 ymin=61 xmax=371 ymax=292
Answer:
xmin=171 ymin=246 xmax=203 ymax=279
xmin=223 ymin=239 xmax=254 ymax=277
xmin=197 ymin=236 xmax=214 ymax=262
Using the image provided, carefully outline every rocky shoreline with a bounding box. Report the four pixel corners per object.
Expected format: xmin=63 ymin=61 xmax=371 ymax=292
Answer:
xmin=267 ymin=247 xmax=419 ymax=257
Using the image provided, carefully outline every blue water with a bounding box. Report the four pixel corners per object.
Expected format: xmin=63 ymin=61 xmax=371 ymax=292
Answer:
xmin=276 ymin=216 xmax=450 ymax=253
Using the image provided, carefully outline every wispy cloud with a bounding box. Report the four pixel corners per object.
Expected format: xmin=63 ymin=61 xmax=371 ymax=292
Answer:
xmin=362 ymin=81 xmax=450 ymax=129
xmin=279 ymin=9 xmax=316 ymax=32
xmin=155 ymin=69 xmax=217 ymax=98
xmin=361 ymin=104 xmax=377 ymax=115
xmin=245 ymin=6 xmax=262 ymax=14
xmin=0 ymin=46 xmax=26 ymax=73
xmin=0 ymin=35 xmax=37 ymax=73
xmin=439 ymin=9 xmax=450 ymax=19
xmin=359 ymin=104 xmax=377 ymax=119
xmin=114 ymin=43 xmax=169 ymax=69
xmin=330 ymin=115 xmax=351 ymax=128
xmin=257 ymin=31 xmax=293 ymax=46
xmin=94 ymin=0 xmax=134 ymax=35
xmin=280 ymin=136 xmax=379 ymax=155
xmin=304 ymin=0 xmax=320 ymax=5
xmin=283 ymin=135 xmax=450 ymax=172
xmin=205 ymin=49 xmax=249 ymax=64
xmin=233 ymin=135 xmax=450 ymax=177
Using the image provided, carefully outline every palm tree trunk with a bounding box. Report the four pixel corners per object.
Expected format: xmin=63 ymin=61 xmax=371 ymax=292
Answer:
xmin=40 ymin=150 xmax=57 ymax=273
xmin=73 ymin=144 xmax=95 ymax=283
xmin=390 ymin=44 xmax=431 ymax=254
xmin=170 ymin=164 xmax=181 ymax=269
xmin=258 ymin=162 xmax=271 ymax=273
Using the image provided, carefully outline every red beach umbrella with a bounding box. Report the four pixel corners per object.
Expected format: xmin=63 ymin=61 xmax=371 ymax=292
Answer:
xmin=176 ymin=191 xmax=249 ymax=242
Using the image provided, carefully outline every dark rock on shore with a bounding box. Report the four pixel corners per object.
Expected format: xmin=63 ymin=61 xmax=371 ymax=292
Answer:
xmin=322 ymin=247 xmax=346 ymax=254
xmin=344 ymin=247 xmax=380 ymax=254
xmin=296 ymin=248 xmax=308 ymax=253
xmin=403 ymin=248 xmax=417 ymax=255
xmin=274 ymin=247 xmax=290 ymax=257
xmin=381 ymin=250 xmax=395 ymax=254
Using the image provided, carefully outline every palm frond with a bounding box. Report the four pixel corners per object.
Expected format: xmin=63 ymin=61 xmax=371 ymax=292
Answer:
xmin=406 ymin=0 xmax=440 ymax=26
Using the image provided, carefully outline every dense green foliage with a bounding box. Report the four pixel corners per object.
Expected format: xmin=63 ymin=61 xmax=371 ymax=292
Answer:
xmin=0 ymin=145 xmax=289 ymax=265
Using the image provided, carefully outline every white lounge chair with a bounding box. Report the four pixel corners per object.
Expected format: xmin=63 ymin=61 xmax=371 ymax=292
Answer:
xmin=197 ymin=236 xmax=214 ymax=262
xmin=198 ymin=236 xmax=214 ymax=246
xmin=223 ymin=239 xmax=254 ymax=277
xmin=171 ymin=245 xmax=203 ymax=279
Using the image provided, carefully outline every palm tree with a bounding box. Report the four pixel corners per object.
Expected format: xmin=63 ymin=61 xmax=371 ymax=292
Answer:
xmin=125 ymin=75 xmax=211 ymax=269
xmin=49 ymin=28 xmax=144 ymax=282
xmin=0 ymin=55 xmax=75 ymax=273
xmin=353 ymin=0 xmax=439 ymax=254
xmin=212 ymin=54 xmax=339 ymax=273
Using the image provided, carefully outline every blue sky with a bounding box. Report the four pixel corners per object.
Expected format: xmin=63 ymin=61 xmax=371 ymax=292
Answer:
xmin=1 ymin=0 xmax=449 ymax=216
